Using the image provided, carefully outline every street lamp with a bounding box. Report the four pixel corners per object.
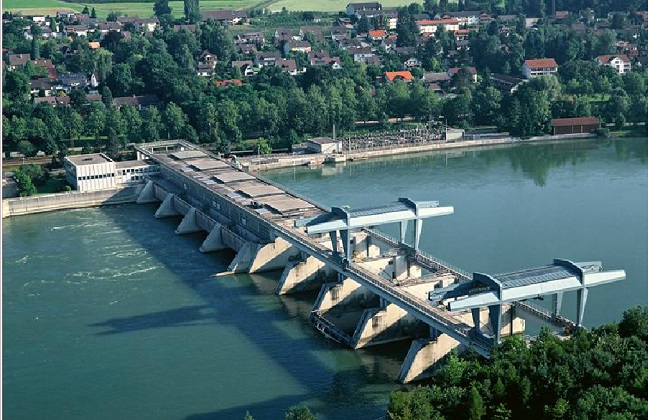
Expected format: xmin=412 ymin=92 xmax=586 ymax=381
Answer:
xmin=438 ymin=115 xmax=447 ymax=141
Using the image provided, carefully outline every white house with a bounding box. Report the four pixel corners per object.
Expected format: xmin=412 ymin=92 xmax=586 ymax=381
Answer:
xmin=596 ymin=55 xmax=631 ymax=74
xmin=522 ymin=58 xmax=558 ymax=78
xmin=417 ymin=18 xmax=459 ymax=35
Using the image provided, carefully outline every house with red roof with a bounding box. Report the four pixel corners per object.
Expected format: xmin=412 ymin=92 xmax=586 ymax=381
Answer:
xmin=385 ymin=71 xmax=413 ymax=83
xmin=368 ymin=29 xmax=387 ymax=41
xmin=596 ymin=55 xmax=631 ymax=74
xmin=522 ymin=58 xmax=558 ymax=78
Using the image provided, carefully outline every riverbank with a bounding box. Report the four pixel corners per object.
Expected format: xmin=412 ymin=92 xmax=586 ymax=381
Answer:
xmin=242 ymin=133 xmax=597 ymax=172
xmin=1 ymin=185 xmax=142 ymax=218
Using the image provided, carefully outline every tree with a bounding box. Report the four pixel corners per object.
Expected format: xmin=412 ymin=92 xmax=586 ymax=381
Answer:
xmin=284 ymin=405 xmax=315 ymax=420
xmin=14 ymin=169 xmax=37 ymax=196
xmin=396 ymin=9 xmax=418 ymax=48
xmin=94 ymin=49 xmax=114 ymax=83
xmin=101 ymin=86 xmax=114 ymax=108
xmin=184 ymin=0 xmax=201 ymax=23
xmin=162 ymin=102 xmax=188 ymax=139
xmin=140 ymin=106 xmax=163 ymax=142
xmin=85 ymin=107 xmax=106 ymax=142
xmin=91 ymin=7 xmax=97 ymax=19
xmin=107 ymin=63 xmax=133 ymax=97
xmin=468 ymin=386 xmax=485 ymax=420
xmin=154 ymin=0 xmax=172 ymax=19
xmin=357 ymin=14 xmax=370 ymax=34
xmin=121 ymin=105 xmax=143 ymax=143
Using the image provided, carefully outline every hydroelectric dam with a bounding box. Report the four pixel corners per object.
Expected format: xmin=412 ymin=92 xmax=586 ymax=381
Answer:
xmin=133 ymin=140 xmax=626 ymax=383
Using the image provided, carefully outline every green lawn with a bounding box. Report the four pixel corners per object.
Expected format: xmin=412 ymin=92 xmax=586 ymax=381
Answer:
xmin=4 ymin=0 xmax=261 ymax=18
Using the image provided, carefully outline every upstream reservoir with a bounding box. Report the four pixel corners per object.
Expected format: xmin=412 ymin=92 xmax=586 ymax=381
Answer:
xmin=3 ymin=138 xmax=647 ymax=419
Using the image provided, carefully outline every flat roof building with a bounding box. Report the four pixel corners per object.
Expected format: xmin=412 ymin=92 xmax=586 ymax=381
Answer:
xmin=64 ymin=153 xmax=159 ymax=192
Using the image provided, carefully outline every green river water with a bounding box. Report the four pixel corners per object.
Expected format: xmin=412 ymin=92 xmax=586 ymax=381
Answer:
xmin=3 ymin=138 xmax=647 ymax=419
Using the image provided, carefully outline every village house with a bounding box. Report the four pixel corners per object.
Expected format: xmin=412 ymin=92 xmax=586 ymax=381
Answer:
xmin=65 ymin=24 xmax=90 ymax=37
xmin=231 ymin=60 xmax=255 ymax=77
xmin=214 ymin=79 xmax=243 ymax=87
xmin=523 ymin=58 xmax=558 ymax=78
xmin=368 ymin=29 xmax=387 ymax=41
xmin=254 ymin=51 xmax=282 ymax=68
xmin=346 ymin=2 xmax=382 ymax=18
xmin=202 ymin=10 xmax=248 ymax=25
xmin=274 ymin=28 xmax=295 ymax=43
xmin=490 ymin=73 xmax=527 ymax=94
xmin=385 ymin=70 xmax=414 ymax=83
xmin=283 ymin=40 xmax=312 ymax=54
xmin=448 ymin=66 xmax=478 ymax=83
xmin=276 ymin=58 xmax=303 ymax=76
xmin=348 ymin=46 xmax=375 ymax=63
xmin=299 ymin=26 xmax=325 ymax=43
xmin=443 ymin=11 xmax=481 ymax=26
xmin=236 ymin=32 xmax=264 ymax=44
xmin=6 ymin=53 xmax=30 ymax=70
xmin=172 ymin=24 xmax=197 ymax=33
xmin=417 ymin=18 xmax=460 ymax=35
xmin=596 ymin=55 xmax=631 ymax=74
xmin=113 ymin=94 xmax=161 ymax=109
xmin=196 ymin=50 xmax=217 ymax=68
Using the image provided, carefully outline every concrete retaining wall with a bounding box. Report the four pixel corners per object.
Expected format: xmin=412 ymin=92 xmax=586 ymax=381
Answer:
xmin=2 ymin=186 xmax=143 ymax=218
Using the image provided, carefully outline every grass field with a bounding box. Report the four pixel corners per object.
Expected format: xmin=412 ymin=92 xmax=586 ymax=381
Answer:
xmin=3 ymin=0 xmax=260 ymax=18
xmin=3 ymin=0 xmax=457 ymax=17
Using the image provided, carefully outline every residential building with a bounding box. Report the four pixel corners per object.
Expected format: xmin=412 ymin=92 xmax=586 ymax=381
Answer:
xmin=596 ymin=54 xmax=631 ymax=74
xmin=385 ymin=71 xmax=414 ymax=83
xmin=283 ymin=40 xmax=312 ymax=54
xmin=491 ymin=73 xmax=527 ymax=94
xmin=346 ymin=2 xmax=382 ymax=17
xmin=523 ymin=58 xmax=558 ymax=78
xmin=202 ymin=10 xmax=248 ymax=25
xmin=417 ymin=18 xmax=460 ymax=34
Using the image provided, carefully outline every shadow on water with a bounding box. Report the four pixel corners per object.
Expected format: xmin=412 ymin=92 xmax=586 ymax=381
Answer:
xmin=93 ymin=205 xmax=404 ymax=419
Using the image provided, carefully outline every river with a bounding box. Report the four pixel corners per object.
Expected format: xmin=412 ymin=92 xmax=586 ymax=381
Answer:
xmin=3 ymin=138 xmax=647 ymax=419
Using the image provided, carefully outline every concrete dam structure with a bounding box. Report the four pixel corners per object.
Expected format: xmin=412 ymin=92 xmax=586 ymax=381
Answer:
xmin=134 ymin=140 xmax=626 ymax=383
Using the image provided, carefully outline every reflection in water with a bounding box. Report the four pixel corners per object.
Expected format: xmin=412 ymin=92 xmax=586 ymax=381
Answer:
xmin=483 ymin=142 xmax=589 ymax=187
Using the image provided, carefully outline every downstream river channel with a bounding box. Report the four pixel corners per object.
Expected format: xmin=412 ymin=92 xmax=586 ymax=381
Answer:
xmin=3 ymin=138 xmax=647 ymax=419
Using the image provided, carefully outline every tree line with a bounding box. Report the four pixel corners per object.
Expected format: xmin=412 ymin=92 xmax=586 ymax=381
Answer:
xmin=388 ymin=306 xmax=648 ymax=420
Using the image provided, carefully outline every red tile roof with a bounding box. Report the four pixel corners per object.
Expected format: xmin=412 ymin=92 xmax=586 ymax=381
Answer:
xmin=525 ymin=58 xmax=558 ymax=69
xmin=596 ymin=54 xmax=630 ymax=64
xmin=385 ymin=71 xmax=414 ymax=82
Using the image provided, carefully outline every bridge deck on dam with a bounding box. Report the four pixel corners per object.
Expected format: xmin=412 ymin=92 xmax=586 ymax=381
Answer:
xmin=135 ymin=140 xmax=500 ymax=354
xmin=134 ymin=140 xmax=623 ymax=360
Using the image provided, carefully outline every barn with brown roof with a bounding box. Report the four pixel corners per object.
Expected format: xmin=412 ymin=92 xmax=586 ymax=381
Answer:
xmin=551 ymin=117 xmax=600 ymax=135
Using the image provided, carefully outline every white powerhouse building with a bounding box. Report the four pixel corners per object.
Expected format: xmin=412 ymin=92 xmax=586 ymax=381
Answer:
xmin=64 ymin=153 xmax=159 ymax=192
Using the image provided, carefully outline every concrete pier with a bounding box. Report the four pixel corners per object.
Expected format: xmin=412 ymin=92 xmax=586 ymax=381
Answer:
xmin=155 ymin=194 xmax=179 ymax=218
xmin=276 ymin=255 xmax=335 ymax=295
xmin=136 ymin=180 xmax=158 ymax=204
xmin=351 ymin=302 xmax=423 ymax=349
xmin=398 ymin=334 xmax=461 ymax=383
xmin=175 ymin=207 xmax=202 ymax=234
xmin=313 ymin=278 xmax=377 ymax=314
xmin=199 ymin=225 xmax=227 ymax=252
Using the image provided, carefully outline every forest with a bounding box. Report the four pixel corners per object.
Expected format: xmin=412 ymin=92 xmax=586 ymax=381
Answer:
xmin=387 ymin=306 xmax=648 ymax=420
